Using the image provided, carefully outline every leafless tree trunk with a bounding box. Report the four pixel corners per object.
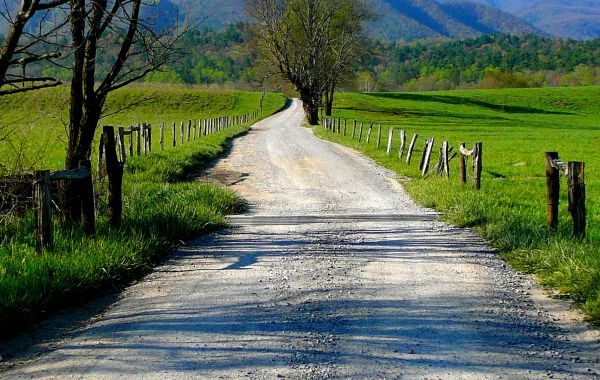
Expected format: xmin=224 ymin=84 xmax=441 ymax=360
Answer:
xmin=325 ymin=80 xmax=335 ymax=116
xmin=62 ymin=0 xmax=184 ymax=221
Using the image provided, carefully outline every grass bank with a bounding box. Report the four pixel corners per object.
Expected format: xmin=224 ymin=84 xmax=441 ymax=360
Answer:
xmin=0 ymin=86 xmax=287 ymax=339
xmin=315 ymin=86 xmax=600 ymax=323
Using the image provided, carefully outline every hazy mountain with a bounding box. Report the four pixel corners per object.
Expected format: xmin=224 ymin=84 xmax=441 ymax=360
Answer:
xmin=168 ymin=0 xmax=539 ymax=41
xmin=367 ymin=0 xmax=540 ymax=40
xmin=442 ymin=0 xmax=600 ymax=39
xmin=169 ymin=0 xmax=248 ymax=30
xmin=2 ymin=1 xmax=596 ymax=41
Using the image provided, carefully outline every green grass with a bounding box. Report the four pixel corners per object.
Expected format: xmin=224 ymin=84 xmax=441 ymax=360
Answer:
xmin=0 ymin=84 xmax=282 ymax=173
xmin=0 ymin=85 xmax=287 ymax=339
xmin=316 ymin=86 xmax=600 ymax=322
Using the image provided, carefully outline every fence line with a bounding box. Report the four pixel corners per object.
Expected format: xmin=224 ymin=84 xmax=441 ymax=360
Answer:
xmin=322 ymin=117 xmax=482 ymax=184
xmin=321 ymin=117 xmax=586 ymax=239
xmin=17 ymin=109 xmax=261 ymax=251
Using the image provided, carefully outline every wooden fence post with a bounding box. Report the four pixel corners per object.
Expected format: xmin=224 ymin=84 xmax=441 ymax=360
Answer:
xmin=135 ymin=125 xmax=141 ymax=156
xmin=98 ymin=136 xmax=106 ymax=179
xmin=460 ymin=143 xmax=467 ymax=184
xmin=376 ymin=124 xmax=382 ymax=149
xmin=179 ymin=121 xmax=183 ymax=145
xmin=160 ymin=123 xmax=165 ymax=150
xmin=146 ymin=124 xmax=150 ymax=153
xmin=406 ymin=134 xmax=418 ymax=165
xmin=568 ymin=161 xmax=586 ymax=238
xmin=386 ymin=127 xmax=394 ymax=155
xmin=103 ymin=126 xmax=124 ymax=227
xmin=141 ymin=125 xmax=146 ymax=156
xmin=343 ymin=119 xmax=347 ymax=136
xmin=440 ymin=141 xmax=449 ymax=177
xmin=128 ymin=127 xmax=134 ymax=156
xmin=117 ymin=127 xmax=127 ymax=163
xmin=398 ymin=130 xmax=406 ymax=158
xmin=366 ymin=123 xmax=373 ymax=143
xmin=472 ymin=142 xmax=483 ymax=190
xmin=421 ymin=138 xmax=434 ymax=177
xmin=358 ymin=122 xmax=364 ymax=142
xmin=419 ymin=139 xmax=429 ymax=172
xmin=352 ymin=120 xmax=357 ymax=139
xmin=545 ymin=152 xmax=560 ymax=230
xmin=33 ymin=170 xmax=53 ymax=251
xmin=79 ymin=159 xmax=95 ymax=236
xmin=172 ymin=122 xmax=176 ymax=147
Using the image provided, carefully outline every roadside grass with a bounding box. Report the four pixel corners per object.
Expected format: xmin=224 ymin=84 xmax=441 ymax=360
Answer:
xmin=0 ymin=86 xmax=287 ymax=339
xmin=315 ymin=86 xmax=600 ymax=323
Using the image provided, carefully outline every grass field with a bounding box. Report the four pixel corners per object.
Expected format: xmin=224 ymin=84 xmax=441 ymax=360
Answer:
xmin=0 ymin=85 xmax=287 ymax=338
xmin=316 ymin=86 xmax=600 ymax=322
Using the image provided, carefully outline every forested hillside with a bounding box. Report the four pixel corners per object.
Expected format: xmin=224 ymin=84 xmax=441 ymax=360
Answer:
xmin=367 ymin=34 xmax=600 ymax=90
xmin=24 ymin=21 xmax=600 ymax=92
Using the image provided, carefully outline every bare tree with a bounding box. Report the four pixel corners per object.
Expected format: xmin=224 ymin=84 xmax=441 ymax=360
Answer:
xmin=0 ymin=0 xmax=69 ymax=96
xmin=246 ymin=0 xmax=369 ymax=125
xmin=61 ymin=0 xmax=184 ymax=221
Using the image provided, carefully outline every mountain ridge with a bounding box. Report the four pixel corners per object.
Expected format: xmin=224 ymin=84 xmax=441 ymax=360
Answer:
xmin=440 ymin=0 xmax=600 ymax=39
xmin=165 ymin=0 xmax=540 ymax=41
xmin=2 ymin=0 xmax=594 ymax=42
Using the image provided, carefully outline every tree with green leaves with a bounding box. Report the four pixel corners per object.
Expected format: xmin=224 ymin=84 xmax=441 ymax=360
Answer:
xmin=246 ymin=0 xmax=370 ymax=124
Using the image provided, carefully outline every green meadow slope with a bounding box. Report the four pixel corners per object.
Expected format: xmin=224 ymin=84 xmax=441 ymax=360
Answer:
xmin=0 ymin=84 xmax=278 ymax=173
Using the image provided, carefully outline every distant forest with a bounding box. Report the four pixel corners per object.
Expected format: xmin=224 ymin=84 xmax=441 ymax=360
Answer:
xmin=32 ymin=24 xmax=600 ymax=92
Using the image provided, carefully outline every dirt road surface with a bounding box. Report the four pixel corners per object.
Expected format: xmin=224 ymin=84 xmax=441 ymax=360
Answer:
xmin=2 ymin=100 xmax=599 ymax=379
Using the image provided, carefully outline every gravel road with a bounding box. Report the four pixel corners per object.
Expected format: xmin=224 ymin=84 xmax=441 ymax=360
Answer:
xmin=2 ymin=99 xmax=600 ymax=379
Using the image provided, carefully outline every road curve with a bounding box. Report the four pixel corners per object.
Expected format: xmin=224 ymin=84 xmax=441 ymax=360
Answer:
xmin=2 ymin=99 xmax=599 ymax=379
